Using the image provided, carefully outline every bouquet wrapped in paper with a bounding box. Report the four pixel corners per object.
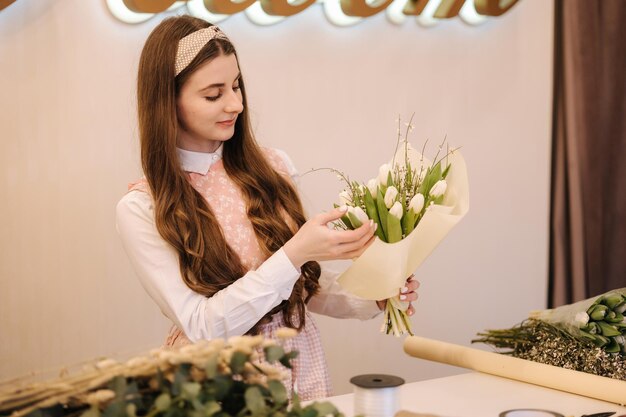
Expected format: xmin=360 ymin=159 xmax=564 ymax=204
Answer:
xmin=531 ymin=288 xmax=626 ymax=353
xmin=474 ymin=289 xmax=626 ymax=380
xmin=330 ymin=122 xmax=469 ymax=336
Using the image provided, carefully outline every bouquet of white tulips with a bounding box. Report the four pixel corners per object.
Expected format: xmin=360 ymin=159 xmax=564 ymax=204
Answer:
xmin=329 ymin=119 xmax=469 ymax=336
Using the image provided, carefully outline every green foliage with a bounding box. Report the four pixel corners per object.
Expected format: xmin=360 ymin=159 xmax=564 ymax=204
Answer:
xmin=346 ymin=211 xmax=362 ymax=228
xmin=375 ymin=188 xmax=389 ymax=240
xmin=267 ymin=381 xmax=287 ymax=406
xmin=0 ymin=336 xmax=343 ymax=417
xmin=363 ymin=189 xmax=384 ymax=240
xmin=580 ymin=291 xmax=626 ymax=354
xmin=230 ymin=352 xmax=248 ymax=374
xmin=263 ymin=345 xmax=285 ymax=364
xmin=385 ymin=213 xmax=402 ymax=244
xmin=401 ymin=210 xmax=417 ymax=237
xmin=279 ymin=351 xmax=298 ymax=369
xmin=40 ymin=342 xmax=346 ymax=417
xmin=418 ymin=161 xmax=442 ymax=197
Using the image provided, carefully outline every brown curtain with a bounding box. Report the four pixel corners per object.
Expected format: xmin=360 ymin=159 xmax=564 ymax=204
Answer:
xmin=549 ymin=0 xmax=626 ymax=307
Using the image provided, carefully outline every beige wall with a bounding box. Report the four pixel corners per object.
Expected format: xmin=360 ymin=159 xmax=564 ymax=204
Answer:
xmin=0 ymin=0 xmax=553 ymax=394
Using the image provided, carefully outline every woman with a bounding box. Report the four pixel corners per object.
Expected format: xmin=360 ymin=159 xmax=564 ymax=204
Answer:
xmin=116 ymin=15 xmax=419 ymax=400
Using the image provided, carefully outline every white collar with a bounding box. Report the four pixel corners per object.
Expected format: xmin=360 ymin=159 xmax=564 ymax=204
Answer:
xmin=176 ymin=144 xmax=223 ymax=175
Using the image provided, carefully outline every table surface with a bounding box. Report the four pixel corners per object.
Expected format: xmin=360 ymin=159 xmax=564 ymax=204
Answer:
xmin=319 ymin=372 xmax=626 ymax=417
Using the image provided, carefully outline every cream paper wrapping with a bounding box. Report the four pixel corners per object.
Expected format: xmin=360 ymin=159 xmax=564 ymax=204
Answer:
xmin=403 ymin=336 xmax=626 ymax=405
xmin=337 ymin=147 xmax=469 ymax=300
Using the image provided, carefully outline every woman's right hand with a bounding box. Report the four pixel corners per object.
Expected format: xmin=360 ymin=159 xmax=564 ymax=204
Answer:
xmin=283 ymin=206 xmax=377 ymax=268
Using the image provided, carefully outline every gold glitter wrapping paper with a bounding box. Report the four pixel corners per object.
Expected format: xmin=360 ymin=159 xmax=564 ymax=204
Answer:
xmin=403 ymin=336 xmax=626 ymax=405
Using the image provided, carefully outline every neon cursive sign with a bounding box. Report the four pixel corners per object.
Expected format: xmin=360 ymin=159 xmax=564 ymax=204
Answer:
xmin=106 ymin=0 xmax=520 ymax=26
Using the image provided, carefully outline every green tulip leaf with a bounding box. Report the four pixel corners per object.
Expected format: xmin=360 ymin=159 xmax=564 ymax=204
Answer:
xmin=401 ymin=210 xmax=416 ymax=236
xmin=613 ymin=321 xmax=626 ymax=330
xmin=386 ymin=214 xmax=402 ymax=243
xmin=593 ymin=334 xmax=610 ymax=347
xmin=442 ymin=163 xmax=451 ymax=179
xmin=604 ymin=294 xmax=624 ymax=309
xmin=376 ymin=188 xmax=389 ymax=241
xmin=605 ymin=338 xmax=621 ymax=353
xmin=418 ymin=163 xmax=442 ymax=196
xmin=364 ymin=188 xmax=385 ymax=240
xmin=341 ymin=213 xmax=355 ymax=230
xmin=346 ymin=211 xmax=362 ymax=228
xmin=597 ymin=321 xmax=621 ymax=337
xmin=579 ymin=330 xmax=596 ymax=341
xmin=386 ymin=171 xmax=393 ymax=187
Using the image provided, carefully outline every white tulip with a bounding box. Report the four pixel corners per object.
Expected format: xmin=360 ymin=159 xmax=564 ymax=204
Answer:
xmin=339 ymin=190 xmax=352 ymax=205
xmin=350 ymin=206 xmax=369 ymax=224
xmin=384 ymin=186 xmax=399 ymax=209
xmin=367 ymin=178 xmax=378 ymax=197
xmin=389 ymin=201 xmax=403 ymax=220
xmin=429 ymin=180 xmax=448 ymax=198
xmin=409 ymin=193 xmax=425 ymax=213
xmin=574 ymin=312 xmax=589 ymax=327
xmin=377 ymin=163 xmax=391 ymax=186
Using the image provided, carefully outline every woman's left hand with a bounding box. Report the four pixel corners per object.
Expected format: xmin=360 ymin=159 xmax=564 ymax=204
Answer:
xmin=376 ymin=274 xmax=420 ymax=315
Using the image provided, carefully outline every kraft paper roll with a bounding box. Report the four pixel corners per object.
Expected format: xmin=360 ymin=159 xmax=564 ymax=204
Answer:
xmin=403 ymin=336 xmax=626 ymax=405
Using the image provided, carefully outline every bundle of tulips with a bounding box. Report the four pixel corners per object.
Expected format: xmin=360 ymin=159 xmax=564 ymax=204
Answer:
xmin=474 ymin=289 xmax=626 ymax=380
xmin=319 ymin=118 xmax=470 ymax=336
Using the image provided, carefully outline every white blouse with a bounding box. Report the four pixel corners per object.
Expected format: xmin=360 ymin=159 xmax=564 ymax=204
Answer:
xmin=116 ymin=146 xmax=380 ymax=342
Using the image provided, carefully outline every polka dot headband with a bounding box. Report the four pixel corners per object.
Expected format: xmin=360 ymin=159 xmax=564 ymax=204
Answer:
xmin=175 ymin=26 xmax=229 ymax=76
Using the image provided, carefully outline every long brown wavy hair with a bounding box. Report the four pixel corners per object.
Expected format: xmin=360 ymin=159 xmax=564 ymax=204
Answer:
xmin=136 ymin=15 xmax=320 ymax=333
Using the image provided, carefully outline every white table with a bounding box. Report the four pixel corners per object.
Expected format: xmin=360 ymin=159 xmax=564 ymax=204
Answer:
xmin=320 ymin=372 xmax=626 ymax=417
